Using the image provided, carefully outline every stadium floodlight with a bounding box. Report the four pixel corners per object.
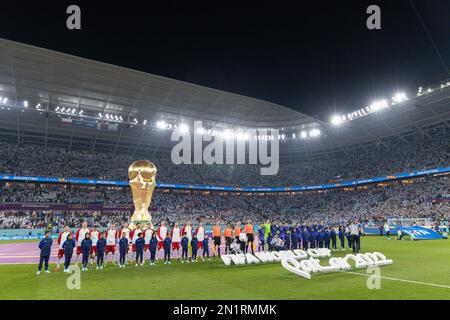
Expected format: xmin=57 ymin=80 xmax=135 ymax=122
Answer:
xmin=55 ymin=106 xmax=60 ymax=111
xmin=119 ymin=116 xmax=123 ymax=121
xmin=369 ymin=99 xmax=388 ymax=111
xmin=98 ymin=113 xmax=103 ymax=118
xmin=309 ymin=128 xmax=321 ymax=137
xmin=2 ymin=97 xmax=7 ymax=104
xmin=196 ymin=127 xmax=205 ymax=135
xmin=292 ymin=133 xmax=296 ymax=139
xmin=331 ymin=115 xmax=343 ymax=126
xmin=281 ymin=134 xmax=285 ymax=140
xmin=222 ymin=129 xmax=232 ymax=140
xmin=179 ymin=123 xmax=189 ymax=133
xmin=392 ymin=92 xmax=407 ymax=103
xmin=427 ymin=88 xmax=432 ymax=92
xmin=156 ymin=120 xmax=167 ymax=129
xmin=23 ymin=101 xmax=28 ymax=108
xmin=300 ymin=131 xmax=307 ymax=139
xmin=36 ymin=103 xmax=41 ymax=109
xmin=143 ymin=119 xmax=147 ymax=125
xmin=79 ymin=110 xmax=83 ymax=115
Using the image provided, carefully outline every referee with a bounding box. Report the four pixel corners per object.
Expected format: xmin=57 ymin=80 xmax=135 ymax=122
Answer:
xmin=349 ymin=220 xmax=361 ymax=253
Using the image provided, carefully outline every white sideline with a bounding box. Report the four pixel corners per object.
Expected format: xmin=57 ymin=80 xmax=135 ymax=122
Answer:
xmin=346 ymin=271 xmax=450 ymax=289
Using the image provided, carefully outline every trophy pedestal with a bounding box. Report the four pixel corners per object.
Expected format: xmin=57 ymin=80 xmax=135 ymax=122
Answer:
xmin=129 ymin=221 xmax=151 ymax=231
xmin=129 ymin=211 xmax=151 ymax=230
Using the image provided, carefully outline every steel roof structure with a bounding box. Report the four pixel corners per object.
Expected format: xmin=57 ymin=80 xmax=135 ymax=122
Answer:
xmin=0 ymin=38 xmax=449 ymax=161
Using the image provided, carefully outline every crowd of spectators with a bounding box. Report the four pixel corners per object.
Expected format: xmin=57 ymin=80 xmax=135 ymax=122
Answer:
xmin=1 ymin=176 xmax=448 ymax=229
xmin=0 ymin=133 xmax=448 ymax=187
xmin=0 ymin=133 xmax=448 ymax=230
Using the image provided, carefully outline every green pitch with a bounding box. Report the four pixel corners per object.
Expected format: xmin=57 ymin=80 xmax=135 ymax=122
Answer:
xmin=0 ymin=236 xmax=449 ymax=300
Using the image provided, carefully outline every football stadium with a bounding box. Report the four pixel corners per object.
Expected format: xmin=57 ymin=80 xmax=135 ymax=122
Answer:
xmin=0 ymin=40 xmax=450 ymax=299
xmin=0 ymin=36 xmax=448 ymax=300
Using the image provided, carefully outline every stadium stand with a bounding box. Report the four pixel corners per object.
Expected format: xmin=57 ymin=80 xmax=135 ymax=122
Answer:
xmin=0 ymin=38 xmax=448 ymax=232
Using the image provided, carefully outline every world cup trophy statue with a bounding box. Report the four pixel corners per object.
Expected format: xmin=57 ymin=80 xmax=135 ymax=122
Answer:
xmin=128 ymin=160 xmax=157 ymax=230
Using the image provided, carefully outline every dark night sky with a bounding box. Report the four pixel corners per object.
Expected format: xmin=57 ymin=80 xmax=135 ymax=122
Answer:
xmin=0 ymin=0 xmax=449 ymax=120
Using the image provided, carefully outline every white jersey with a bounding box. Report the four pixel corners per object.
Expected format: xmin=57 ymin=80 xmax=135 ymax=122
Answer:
xmin=131 ymin=229 xmax=143 ymax=244
xmin=171 ymin=227 xmax=181 ymax=243
xmin=384 ymin=224 xmax=390 ymax=232
xmin=349 ymin=224 xmax=359 ymax=235
xmin=119 ymin=227 xmax=131 ymax=242
xmin=58 ymin=231 xmax=71 ymax=249
xmin=182 ymin=225 xmax=193 ymax=241
xmin=90 ymin=230 xmax=100 ymax=246
xmin=76 ymin=227 xmax=90 ymax=247
xmin=143 ymin=227 xmax=154 ymax=244
xmin=105 ymin=228 xmax=117 ymax=245
xmin=157 ymin=226 xmax=168 ymax=241
xmin=195 ymin=226 xmax=205 ymax=242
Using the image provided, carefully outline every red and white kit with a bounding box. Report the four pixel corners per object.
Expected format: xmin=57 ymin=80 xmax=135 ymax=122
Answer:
xmin=195 ymin=226 xmax=206 ymax=248
xmin=143 ymin=227 xmax=154 ymax=251
xmin=130 ymin=228 xmax=143 ymax=252
xmin=76 ymin=227 xmax=90 ymax=255
xmin=181 ymin=225 xmax=193 ymax=241
xmin=156 ymin=225 xmax=168 ymax=250
xmin=119 ymin=227 xmax=131 ymax=243
xmin=57 ymin=230 xmax=71 ymax=258
xmin=170 ymin=227 xmax=181 ymax=250
xmin=104 ymin=228 xmax=117 ymax=253
xmin=89 ymin=229 xmax=100 ymax=254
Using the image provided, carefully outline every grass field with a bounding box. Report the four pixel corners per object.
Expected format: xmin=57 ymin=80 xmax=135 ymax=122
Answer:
xmin=0 ymin=236 xmax=449 ymax=300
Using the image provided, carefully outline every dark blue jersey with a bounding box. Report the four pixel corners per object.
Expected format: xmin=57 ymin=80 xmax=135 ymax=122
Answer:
xmin=62 ymin=239 xmax=76 ymax=253
xmin=181 ymin=237 xmax=189 ymax=249
xmin=119 ymin=237 xmax=129 ymax=252
xmin=38 ymin=238 xmax=53 ymax=256
xmin=97 ymin=238 xmax=106 ymax=252
xmin=330 ymin=230 xmax=337 ymax=240
xmin=81 ymin=238 xmax=92 ymax=252
xmin=258 ymin=228 xmax=265 ymax=241
xmin=302 ymin=231 xmax=308 ymax=241
xmin=135 ymin=237 xmax=145 ymax=251
xmin=149 ymin=237 xmax=158 ymax=251
xmin=202 ymin=239 xmax=209 ymax=249
xmin=295 ymin=228 xmax=302 ymax=240
xmin=164 ymin=237 xmax=172 ymax=250
xmin=191 ymin=238 xmax=198 ymax=250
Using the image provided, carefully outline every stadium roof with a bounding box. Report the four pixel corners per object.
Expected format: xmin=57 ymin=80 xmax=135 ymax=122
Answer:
xmin=0 ymin=38 xmax=315 ymax=128
xmin=0 ymin=38 xmax=449 ymax=160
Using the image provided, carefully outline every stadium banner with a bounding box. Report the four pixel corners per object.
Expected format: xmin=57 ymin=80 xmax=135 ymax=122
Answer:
xmin=0 ymin=166 xmax=449 ymax=192
xmin=0 ymin=203 xmax=133 ymax=211
xmin=398 ymin=226 xmax=443 ymax=240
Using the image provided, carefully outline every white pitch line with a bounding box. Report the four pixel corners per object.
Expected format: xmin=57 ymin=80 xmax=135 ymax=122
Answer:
xmin=346 ymin=271 xmax=450 ymax=289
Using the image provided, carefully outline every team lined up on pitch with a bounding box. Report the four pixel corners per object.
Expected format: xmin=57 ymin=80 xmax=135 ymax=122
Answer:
xmin=35 ymin=219 xmax=365 ymax=274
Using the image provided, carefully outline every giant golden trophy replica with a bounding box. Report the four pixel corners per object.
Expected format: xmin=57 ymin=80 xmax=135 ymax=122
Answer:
xmin=128 ymin=160 xmax=157 ymax=230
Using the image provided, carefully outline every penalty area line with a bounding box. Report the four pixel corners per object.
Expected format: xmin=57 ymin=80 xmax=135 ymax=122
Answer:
xmin=345 ymin=271 xmax=450 ymax=289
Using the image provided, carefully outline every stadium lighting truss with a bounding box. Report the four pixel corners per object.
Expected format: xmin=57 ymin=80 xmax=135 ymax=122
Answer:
xmin=329 ymin=80 xmax=450 ymax=126
xmin=0 ymin=78 xmax=449 ymax=143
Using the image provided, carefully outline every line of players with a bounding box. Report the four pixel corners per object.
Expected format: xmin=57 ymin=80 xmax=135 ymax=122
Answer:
xmin=37 ymin=219 xmax=360 ymax=274
xmin=54 ymin=220 xmax=225 ymax=272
